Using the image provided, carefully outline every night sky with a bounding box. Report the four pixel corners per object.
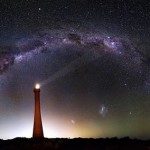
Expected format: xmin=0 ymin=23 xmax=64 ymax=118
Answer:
xmin=0 ymin=0 xmax=150 ymax=140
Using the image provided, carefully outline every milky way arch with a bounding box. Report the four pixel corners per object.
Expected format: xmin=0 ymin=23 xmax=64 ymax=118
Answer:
xmin=0 ymin=28 xmax=149 ymax=91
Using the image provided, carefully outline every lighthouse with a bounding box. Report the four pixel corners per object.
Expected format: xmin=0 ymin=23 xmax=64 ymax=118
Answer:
xmin=33 ymin=84 xmax=44 ymax=138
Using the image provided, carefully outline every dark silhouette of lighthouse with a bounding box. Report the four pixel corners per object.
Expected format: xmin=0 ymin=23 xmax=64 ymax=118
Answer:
xmin=33 ymin=84 xmax=44 ymax=138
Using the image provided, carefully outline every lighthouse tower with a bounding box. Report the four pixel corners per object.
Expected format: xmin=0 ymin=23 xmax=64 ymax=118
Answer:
xmin=33 ymin=84 xmax=44 ymax=138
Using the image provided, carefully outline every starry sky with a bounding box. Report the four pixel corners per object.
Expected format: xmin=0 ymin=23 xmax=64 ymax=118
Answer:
xmin=0 ymin=0 xmax=150 ymax=140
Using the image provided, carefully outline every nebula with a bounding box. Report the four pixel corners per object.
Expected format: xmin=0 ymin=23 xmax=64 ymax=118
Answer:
xmin=0 ymin=46 xmax=15 ymax=74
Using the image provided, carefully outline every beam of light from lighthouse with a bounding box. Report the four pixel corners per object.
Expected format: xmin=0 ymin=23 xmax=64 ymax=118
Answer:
xmin=40 ymin=51 xmax=101 ymax=87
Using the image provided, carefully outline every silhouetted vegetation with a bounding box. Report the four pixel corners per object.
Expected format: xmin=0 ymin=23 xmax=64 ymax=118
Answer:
xmin=0 ymin=137 xmax=150 ymax=150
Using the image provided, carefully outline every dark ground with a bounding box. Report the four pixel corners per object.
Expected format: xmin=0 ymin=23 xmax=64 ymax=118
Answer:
xmin=0 ymin=137 xmax=150 ymax=150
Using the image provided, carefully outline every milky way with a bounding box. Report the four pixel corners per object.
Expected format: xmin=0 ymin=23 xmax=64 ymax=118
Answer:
xmin=0 ymin=25 xmax=148 ymax=93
